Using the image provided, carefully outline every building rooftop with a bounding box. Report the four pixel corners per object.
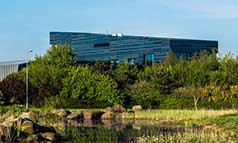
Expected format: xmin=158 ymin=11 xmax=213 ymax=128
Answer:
xmin=0 ymin=60 xmax=26 ymax=66
xmin=50 ymin=31 xmax=218 ymax=42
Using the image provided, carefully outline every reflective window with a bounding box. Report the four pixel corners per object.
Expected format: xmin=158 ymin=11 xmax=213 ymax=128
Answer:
xmin=129 ymin=59 xmax=136 ymax=65
xmin=145 ymin=54 xmax=154 ymax=65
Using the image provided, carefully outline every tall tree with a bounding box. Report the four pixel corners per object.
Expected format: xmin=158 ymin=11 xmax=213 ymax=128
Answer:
xmin=28 ymin=45 xmax=76 ymax=104
xmin=60 ymin=66 xmax=123 ymax=105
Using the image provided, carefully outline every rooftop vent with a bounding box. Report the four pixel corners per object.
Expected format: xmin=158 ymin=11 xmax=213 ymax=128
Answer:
xmin=117 ymin=33 xmax=123 ymax=37
xmin=112 ymin=33 xmax=123 ymax=37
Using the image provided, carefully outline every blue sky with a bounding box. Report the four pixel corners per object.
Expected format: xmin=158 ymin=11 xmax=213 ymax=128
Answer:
xmin=0 ymin=0 xmax=237 ymax=61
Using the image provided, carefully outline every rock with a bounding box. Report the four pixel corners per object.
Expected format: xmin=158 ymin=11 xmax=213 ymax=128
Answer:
xmin=1 ymin=110 xmax=17 ymax=121
xmin=52 ymin=109 xmax=71 ymax=118
xmin=40 ymin=132 xmax=56 ymax=141
xmin=83 ymin=111 xmax=93 ymax=119
xmin=105 ymin=107 xmax=114 ymax=112
xmin=101 ymin=119 xmax=114 ymax=129
xmin=132 ymin=105 xmax=143 ymax=112
xmin=19 ymin=112 xmax=30 ymax=119
xmin=38 ymin=125 xmax=56 ymax=133
xmin=19 ymin=111 xmax=39 ymax=122
xmin=83 ymin=111 xmax=105 ymax=119
xmin=0 ymin=111 xmax=60 ymax=142
xmin=67 ymin=112 xmax=83 ymax=120
xmin=101 ymin=112 xmax=115 ymax=119
xmin=1 ymin=116 xmax=19 ymax=128
xmin=82 ymin=119 xmax=94 ymax=127
xmin=20 ymin=120 xmax=34 ymax=134
xmin=0 ymin=125 xmax=16 ymax=142
xmin=27 ymin=134 xmax=39 ymax=142
xmin=113 ymin=105 xmax=126 ymax=113
xmin=126 ymin=109 xmax=134 ymax=113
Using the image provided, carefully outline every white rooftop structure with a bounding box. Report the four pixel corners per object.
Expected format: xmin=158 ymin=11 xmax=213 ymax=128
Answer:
xmin=0 ymin=60 xmax=26 ymax=81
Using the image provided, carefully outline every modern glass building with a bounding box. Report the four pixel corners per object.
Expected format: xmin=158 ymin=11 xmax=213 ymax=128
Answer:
xmin=50 ymin=32 xmax=218 ymax=64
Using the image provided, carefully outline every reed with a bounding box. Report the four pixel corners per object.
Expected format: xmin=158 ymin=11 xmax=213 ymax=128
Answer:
xmin=122 ymin=109 xmax=237 ymax=121
xmin=137 ymin=130 xmax=237 ymax=143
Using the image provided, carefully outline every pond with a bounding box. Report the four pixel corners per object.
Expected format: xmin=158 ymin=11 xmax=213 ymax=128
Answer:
xmin=54 ymin=119 xmax=203 ymax=143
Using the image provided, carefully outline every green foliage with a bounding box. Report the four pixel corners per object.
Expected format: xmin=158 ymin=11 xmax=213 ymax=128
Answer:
xmin=139 ymin=64 xmax=180 ymax=94
xmin=3 ymin=44 xmax=238 ymax=110
xmin=28 ymin=63 xmax=64 ymax=101
xmin=112 ymin=60 xmax=139 ymax=89
xmin=0 ymin=72 xmax=36 ymax=105
xmin=159 ymin=97 xmax=194 ymax=109
xmin=28 ymin=45 xmax=76 ymax=105
xmin=90 ymin=61 xmax=113 ymax=76
xmin=40 ymin=44 xmax=76 ymax=68
xmin=220 ymin=54 xmax=238 ymax=85
xmin=129 ymin=81 xmax=160 ymax=109
xmin=162 ymin=49 xmax=177 ymax=65
xmin=60 ymin=66 xmax=123 ymax=106
xmin=61 ymin=126 xmax=119 ymax=143
xmin=0 ymin=105 xmax=25 ymax=114
xmin=0 ymin=90 xmax=4 ymax=105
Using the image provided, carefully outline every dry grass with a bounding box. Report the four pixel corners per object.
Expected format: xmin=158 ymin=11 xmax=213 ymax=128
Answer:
xmin=137 ymin=130 xmax=238 ymax=143
xmin=122 ymin=109 xmax=237 ymax=122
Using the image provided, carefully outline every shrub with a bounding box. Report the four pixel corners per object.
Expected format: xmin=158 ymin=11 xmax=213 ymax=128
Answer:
xmin=0 ymin=73 xmax=36 ymax=105
xmin=129 ymin=81 xmax=160 ymax=109
xmin=60 ymin=66 xmax=124 ymax=107
xmin=0 ymin=90 xmax=4 ymax=105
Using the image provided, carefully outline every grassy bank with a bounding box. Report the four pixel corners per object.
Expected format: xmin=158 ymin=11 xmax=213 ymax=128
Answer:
xmin=122 ymin=109 xmax=237 ymax=122
xmin=1 ymin=106 xmax=238 ymax=131
xmin=188 ymin=112 xmax=238 ymax=132
xmin=137 ymin=131 xmax=237 ymax=143
xmin=1 ymin=106 xmax=238 ymax=142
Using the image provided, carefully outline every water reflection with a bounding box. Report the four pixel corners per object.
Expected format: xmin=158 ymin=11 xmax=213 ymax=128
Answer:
xmin=53 ymin=119 xmax=188 ymax=143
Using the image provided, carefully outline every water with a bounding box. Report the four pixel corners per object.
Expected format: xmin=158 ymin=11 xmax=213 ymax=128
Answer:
xmin=54 ymin=119 xmax=190 ymax=143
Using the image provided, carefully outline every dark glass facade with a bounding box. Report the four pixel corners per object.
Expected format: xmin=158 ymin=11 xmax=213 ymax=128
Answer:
xmin=50 ymin=32 xmax=218 ymax=64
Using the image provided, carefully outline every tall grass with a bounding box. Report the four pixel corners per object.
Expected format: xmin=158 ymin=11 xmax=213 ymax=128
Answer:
xmin=137 ymin=130 xmax=238 ymax=143
xmin=122 ymin=109 xmax=237 ymax=122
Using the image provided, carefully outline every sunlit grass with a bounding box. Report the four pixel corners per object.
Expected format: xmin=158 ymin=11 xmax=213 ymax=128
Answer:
xmin=122 ymin=109 xmax=237 ymax=122
xmin=137 ymin=130 xmax=238 ymax=143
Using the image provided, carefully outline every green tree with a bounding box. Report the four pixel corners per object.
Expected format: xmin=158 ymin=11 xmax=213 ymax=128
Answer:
xmin=91 ymin=61 xmax=113 ymax=76
xmin=42 ymin=44 xmax=76 ymax=68
xmin=112 ymin=60 xmax=139 ymax=89
xmin=129 ymin=80 xmax=160 ymax=109
xmin=0 ymin=72 xmax=36 ymax=105
xmin=220 ymin=54 xmax=238 ymax=85
xmin=60 ymin=66 xmax=123 ymax=106
xmin=163 ymin=49 xmax=177 ymax=65
xmin=139 ymin=64 xmax=179 ymax=94
xmin=0 ymin=90 xmax=4 ymax=105
xmin=28 ymin=45 xmax=76 ymax=105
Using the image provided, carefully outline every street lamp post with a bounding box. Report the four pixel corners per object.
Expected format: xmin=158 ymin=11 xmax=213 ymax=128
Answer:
xmin=26 ymin=49 xmax=32 ymax=109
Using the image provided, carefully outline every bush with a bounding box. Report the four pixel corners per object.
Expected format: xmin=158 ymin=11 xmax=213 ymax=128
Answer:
xmin=129 ymin=81 xmax=160 ymax=109
xmin=0 ymin=91 xmax=4 ymax=105
xmin=159 ymin=97 xmax=194 ymax=109
xmin=60 ymin=66 xmax=124 ymax=107
xmin=0 ymin=73 xmax=36 ymax=105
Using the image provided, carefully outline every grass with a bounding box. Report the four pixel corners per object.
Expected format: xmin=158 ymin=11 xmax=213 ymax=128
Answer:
xmin=1 ymin=106 xmax=238 ymax=142
xmin=137 ymin=131 xmax=238 ymax=143
xmin=188 ymin=113 xmax=238 ymax=132
xmin=1 ymin=106 xmax=238 ymax=131
xmin=122 ymin=109 xmax=237 ymax=122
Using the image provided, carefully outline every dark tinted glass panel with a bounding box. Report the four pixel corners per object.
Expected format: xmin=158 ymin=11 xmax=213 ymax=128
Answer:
xmin=145 ymin=54 xmax=154 ymax=65
xmin=94 ymin=42 xmax=110 ymax=48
